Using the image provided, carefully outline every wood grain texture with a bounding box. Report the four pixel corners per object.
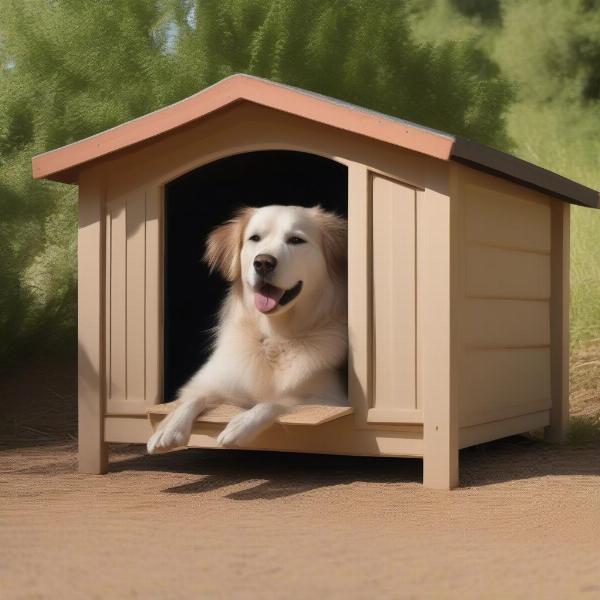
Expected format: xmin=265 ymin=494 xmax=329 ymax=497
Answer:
xmin=371 ymin=175 xmax=417 ymax=413
xmin=462 ymin=298 xmax=550 ymax=349
xmin=138 ymin=412 xmax=424 ymax=457
xmin=126 ymin=188 xmax=146 ymax=403
xmin=465 ymin=183 xmax=551 ymax=253
xmin=420 ymin=169 xmax=458 ymax=489
xmin=457 ymin=165 xmax=555 ymax=435
xmin=147 ymin=402 xmax=354 ymax=426
xmin=145 ymin=186 xmax=162 ymax=406
xmin=107 ymin=187 xmax=127 ymax=405
xmin=347 ymin=162 xmax=371 ymax=422
xmin=465 ymin=245 xmax=550 ymax=300
xmin=78 ymin=169 xmax=108 ymax=474
xmin=460 ymin=348 xmax=551 ymax=425
xmin=546 ymin=200 xmax=570 ymax=442
xmin=459 ymin=410 xmax=550 ymax=449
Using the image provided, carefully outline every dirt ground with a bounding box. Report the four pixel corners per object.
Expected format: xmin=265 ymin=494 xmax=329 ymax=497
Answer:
xmin=1 ymin=352 xmax=600 ymax=599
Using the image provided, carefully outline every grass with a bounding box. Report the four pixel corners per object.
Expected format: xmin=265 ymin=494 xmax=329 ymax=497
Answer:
xmin=567 ymin=415 xmax=600 ymax=446
xmin=568 ymin=338 xmax=600 ymax=446
xmin=570 ymin=207 xmax=600 ymax=346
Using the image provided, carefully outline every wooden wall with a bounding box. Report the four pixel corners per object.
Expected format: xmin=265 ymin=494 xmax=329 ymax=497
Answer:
xmin=453 ymin=165 xmax=568 ymax=447
xmin=104 ymin=179 xmax=162 ymax=416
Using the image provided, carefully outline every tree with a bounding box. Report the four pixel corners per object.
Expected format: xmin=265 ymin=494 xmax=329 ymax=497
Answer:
xmin=0 ymin=0 xmax=513 ymax=365
xmin=409 ymin=0 xmax=600 ymax=343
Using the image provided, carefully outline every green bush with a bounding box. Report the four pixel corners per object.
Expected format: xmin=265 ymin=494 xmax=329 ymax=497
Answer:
xmin=0 ymin=0 xmax=514 ymax=366
xmin=410 ymin=0 xmax=600 ymax=346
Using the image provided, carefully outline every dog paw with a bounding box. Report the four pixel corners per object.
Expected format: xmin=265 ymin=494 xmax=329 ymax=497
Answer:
xmin=217 ymin=412 xmax=257 ymax=448
xmin=147 ymin=420 xmax=191 ymax=454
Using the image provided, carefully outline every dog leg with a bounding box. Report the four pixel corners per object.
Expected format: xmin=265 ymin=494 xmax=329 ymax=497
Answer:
xmin=147 ymin=355 xmax=236 ymax=455
xmin=217 ymin=403 xmax=289 ymax=447
xmin=147 ymin=394 xmax=211 ymax=455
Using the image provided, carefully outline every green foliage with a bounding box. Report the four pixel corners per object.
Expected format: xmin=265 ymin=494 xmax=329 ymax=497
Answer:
xmin=410 ymin=0 xmax=600 ymax=346
xmin=568 ymin=414 xmax=600 ymax=446
xmin=0 ymin=0 xmax=176 ymax=365
xmin=2 ymin=0 xmax=599 ymax=362
xmin=168 ymin=0 xmax=513 ymax=145
xmin=494 ymin=1 xmax=600 ymax=345
xmin=0 ymin=0 xmax=514 ymax=366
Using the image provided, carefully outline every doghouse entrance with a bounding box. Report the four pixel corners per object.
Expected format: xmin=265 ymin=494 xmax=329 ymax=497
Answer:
xmin=163 ymin=150 xmax=348 ymax=404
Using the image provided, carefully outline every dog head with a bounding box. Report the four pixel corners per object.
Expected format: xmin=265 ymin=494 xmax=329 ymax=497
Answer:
xmin=205 ymin=205 xmax=347 ymax=315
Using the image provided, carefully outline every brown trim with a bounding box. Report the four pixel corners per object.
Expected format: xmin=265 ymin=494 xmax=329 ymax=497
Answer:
xmin=31 ymin=74 xmax=599 ymax=209
xmin=31 ymin=74 xmax=453 ymax=183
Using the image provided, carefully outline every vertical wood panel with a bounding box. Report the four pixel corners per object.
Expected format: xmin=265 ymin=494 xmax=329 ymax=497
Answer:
xmin=371 ymin=175 xmax=416 ymax=414
xmin=421 ymin=170 xmax=458 ymax=489
xmin=145 ymin=186 xmax=162 ymax=405
xmin=126 ymin=189 xmax=147 ymax=403
xmin=78 ymin=169 xmax=108 ymax=473
xmin=546 ymin=201 xmax=570 ymax=442
xmin=107 ymin=184 xmax=161 ymax=413
xmin=104 ymin=200 xmax=111 ymax=403
xmin=347 ymin=163 xmax=371 ymax=422
xmin=109 ymin=190 xmax=127 ymax=404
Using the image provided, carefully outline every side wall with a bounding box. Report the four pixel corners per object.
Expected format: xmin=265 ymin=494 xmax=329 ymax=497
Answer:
xmin=453 ymin=164 xmax=569 ymax=448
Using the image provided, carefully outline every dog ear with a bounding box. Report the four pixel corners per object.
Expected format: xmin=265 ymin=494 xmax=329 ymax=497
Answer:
xmin=204 ymin=207 xmax=254 ymax=281
xmin=312 ymin=206 xmax=347 ymax=281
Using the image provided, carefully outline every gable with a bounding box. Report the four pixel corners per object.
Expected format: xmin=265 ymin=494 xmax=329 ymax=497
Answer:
xmin=31 ymin=74 xmax=598 ymax=208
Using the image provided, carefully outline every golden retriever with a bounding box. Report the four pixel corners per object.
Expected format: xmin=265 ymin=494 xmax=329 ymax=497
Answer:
xmin=147 ymin=204 xmax=348 ymax=453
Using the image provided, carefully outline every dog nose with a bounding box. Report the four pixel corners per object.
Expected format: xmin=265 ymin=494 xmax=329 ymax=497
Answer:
xmin=253 ymin=254 xmax=277 ymax=275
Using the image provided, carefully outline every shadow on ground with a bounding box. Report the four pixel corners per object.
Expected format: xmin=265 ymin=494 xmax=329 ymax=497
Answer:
xmin=2 ymin=356 xmax=600 ymax=498
xmin=105 ymin=430 xmax=600 ymax=498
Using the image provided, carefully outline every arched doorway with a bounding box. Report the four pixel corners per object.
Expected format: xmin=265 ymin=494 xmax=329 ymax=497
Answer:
xmin=163 ymin=150 xmax=348 ymax=401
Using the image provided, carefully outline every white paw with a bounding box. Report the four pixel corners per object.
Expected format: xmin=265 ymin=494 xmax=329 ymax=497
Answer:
xmin=217 ymin=411 xmax=258 ymax=448
xmin=147 ymin=416 xmax=192 ymax=455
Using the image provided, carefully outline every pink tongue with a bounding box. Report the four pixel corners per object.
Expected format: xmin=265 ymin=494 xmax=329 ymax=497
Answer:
xmin=255 ymin=284 xmax=285 ymax=313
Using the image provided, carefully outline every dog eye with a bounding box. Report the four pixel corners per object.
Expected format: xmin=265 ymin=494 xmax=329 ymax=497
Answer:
xmin=248 ymin=234 xmax=261 ymax=242
xmin=287 ymin=236 xmax=306 ymax=245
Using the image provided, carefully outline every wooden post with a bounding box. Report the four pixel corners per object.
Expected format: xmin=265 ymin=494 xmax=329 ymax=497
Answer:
xmin=78 ymin=170 xmax=108 ymax=473
xmin=347 ymin=162 xmax=371 ymax=423
xmin=545 ymin=201 xmax=570 ymax=443
xmin=421 ymin=175 xmax=459 ymax=490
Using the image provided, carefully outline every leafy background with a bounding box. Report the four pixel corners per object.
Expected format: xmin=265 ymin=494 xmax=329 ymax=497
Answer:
xmin=1 ymin=0 xmax=599 ymax=368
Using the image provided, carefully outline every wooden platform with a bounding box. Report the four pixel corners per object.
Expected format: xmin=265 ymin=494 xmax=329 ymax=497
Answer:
xmin=147 ymin=401 xmax=354 ymax=426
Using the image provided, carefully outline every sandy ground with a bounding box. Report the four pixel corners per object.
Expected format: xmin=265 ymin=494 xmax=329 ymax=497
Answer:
xmin=1 ymin=355 xmax=600 ymax=599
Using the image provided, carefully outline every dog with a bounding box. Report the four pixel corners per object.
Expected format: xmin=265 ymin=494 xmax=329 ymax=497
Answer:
xmin=147 ymin=204 xmax=348 ymax=454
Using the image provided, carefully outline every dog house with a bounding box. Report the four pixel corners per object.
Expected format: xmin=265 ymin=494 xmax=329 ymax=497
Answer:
xmin=32 ymin=74 xmax=599 ymax=489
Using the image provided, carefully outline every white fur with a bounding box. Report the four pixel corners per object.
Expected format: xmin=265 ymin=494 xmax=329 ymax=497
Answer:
xmin=147 ymin=205 xmax=348 ymax=454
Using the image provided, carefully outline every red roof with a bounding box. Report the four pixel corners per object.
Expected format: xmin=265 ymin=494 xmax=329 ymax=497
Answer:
xmin=31 ymin=74 xmax=598 ymax=208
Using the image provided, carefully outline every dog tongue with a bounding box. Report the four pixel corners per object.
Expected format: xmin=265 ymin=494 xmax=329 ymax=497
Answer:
xmin=255 ymin=283 xmax=285 ymax=313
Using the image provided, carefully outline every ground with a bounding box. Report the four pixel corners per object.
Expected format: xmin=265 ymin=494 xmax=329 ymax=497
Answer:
xmin=1 ymin=350 xmax=599 ymax=599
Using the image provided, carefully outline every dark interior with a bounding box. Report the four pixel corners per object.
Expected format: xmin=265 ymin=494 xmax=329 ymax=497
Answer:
xmin=163 ymin=150 xmax=348 ymax=402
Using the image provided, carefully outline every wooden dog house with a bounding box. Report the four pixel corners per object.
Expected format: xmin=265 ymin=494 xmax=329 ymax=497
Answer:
xmin=32 ymin=74 xmax=599 ymax=489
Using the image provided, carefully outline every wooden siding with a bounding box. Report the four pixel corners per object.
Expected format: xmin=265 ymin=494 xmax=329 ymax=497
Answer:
xmin=457 ymin=168 xmax=553 ymax=431
xmin=105 ymin=179 xmax=162 ymax=415
xmin=370 ymin=174 xmax=417 ymax=419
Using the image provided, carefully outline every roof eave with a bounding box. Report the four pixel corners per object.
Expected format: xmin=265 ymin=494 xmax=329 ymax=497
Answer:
xmin=451 ymin=138 xmax=599 ymax=209
xmin=30 ymin=73 xmax=599 ymax=208
xmin=31 ymin=73 xmax=454 ymax=184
